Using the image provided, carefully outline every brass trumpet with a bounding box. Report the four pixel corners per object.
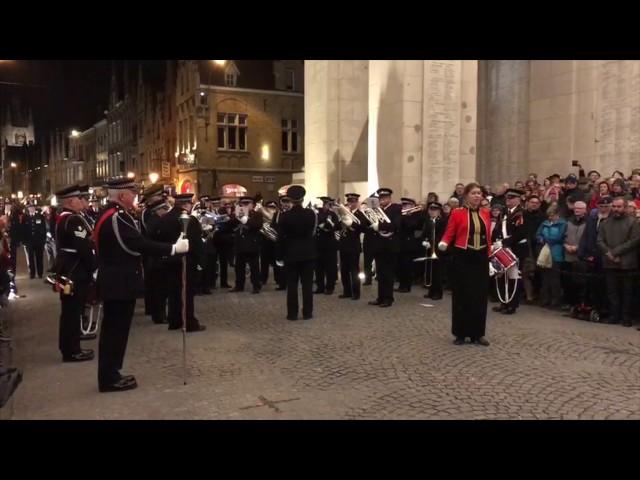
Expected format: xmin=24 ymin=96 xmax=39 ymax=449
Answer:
xmin=413 ymin=217 xmax=439 ymax=287
xmin=401 ymin=204 xmax=425 ymax=216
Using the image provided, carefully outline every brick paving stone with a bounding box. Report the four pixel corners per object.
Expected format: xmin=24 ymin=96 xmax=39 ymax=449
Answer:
xmin=3 ymin=251 xmax=640 ymax=420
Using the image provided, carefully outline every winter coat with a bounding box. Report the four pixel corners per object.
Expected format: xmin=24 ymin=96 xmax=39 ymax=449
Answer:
xmin=536 ymin=218 xmax=567 ymax=263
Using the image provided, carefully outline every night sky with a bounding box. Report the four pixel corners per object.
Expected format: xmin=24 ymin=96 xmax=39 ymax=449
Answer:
xmin=0 ymin=60 xmax=112 ymax=132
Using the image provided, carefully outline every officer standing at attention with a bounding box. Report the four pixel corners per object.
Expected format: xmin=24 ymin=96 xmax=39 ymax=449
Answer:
xmin=94 ymin=178 xmax=189 ymax=392
xmin=54 ymin=184 xmax=97 ymax=363
xmin=275 ymin=185 xmax=317 ymax=320
xmin=24 ymin=203 xmax=47 ymax=280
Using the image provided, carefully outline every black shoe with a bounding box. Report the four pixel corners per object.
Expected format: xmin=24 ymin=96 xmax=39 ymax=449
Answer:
xmin=275 ymin=286 xmax=287 ymax=291
xmin=394 ymin=288 xmax=410 ymax=293
xmin=99 ymin=377 xmax=138 ymax=393
xmin=338 ymin=294 xmax=351 ymax=299
xmin=423 ymin=293 xmax=430 ymax=299
xmin=351 ymin=295 xmax=360 ymax=300
xmin=453 ymin=337 xmax=465 ymax=345
xmin=80 ymin=333 xmax=97 ymax=341
xmin=622 ymin=321 xmax=632 ymax=327
xmin=220 ymin=283 xmax=231 ymax=289
xmin=368 ymin=300 xmax=382 ymax=306
xmin=362 ymin=281 xmax=372 ymax=286
xmin=152 ymin=317 xmax=168 ymax=324
xmin=168 ymin=324 xmax=181 ymax=331
xmin=379 ymin=301 xmax=393 ymax=308
xmin=473 ymin=337 xmax=490 ymax=346
xmin=29 ymin=275 xmax=35 ymax=279
xmin=325 ymin=290 xmax=334 ymax=295
xmin=252 ymin=288 xmax=261 ymax=294
xmin=314 ymin=289 xmax=325 ymax=294
xmin=492 ymin=305 xmax=506 ymax=313
xmin=430 ymin=295 xmax=443 ymax=301
xmin=287 ymin=316 xmax=298 ymax=321
xmin=201 ymin=289 xmax=212 ymax=295
xmin=501 ymin=308 xmax=516 ymax=315
xmin=303 ymin=315 xmax=313 ymax=320
xmin=186 ymin=325 xmax=206 ymax=332
xmin=228 ymin=288 xmax=243 ymax=293
xmin=62 ymin=350 xmax=94 ymax=362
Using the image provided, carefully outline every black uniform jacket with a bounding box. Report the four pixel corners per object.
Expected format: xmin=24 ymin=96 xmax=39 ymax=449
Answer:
xmin=24 ymin=212 xmax=47 ymax=246
xmin=95 ymin=202 xmax=172 ymax=300
xmin=338 ymin=209 xmax=367 ymax=254
xmin=420 ymin=215 xmax=448 ymax=258
xmin=276 ymin=205 xmax=318 ymax=263
xmin=501 ymin=205 xmax=528 ymax=260
xmin=55 ymin=209 xmax=97 ymax=280
xmin=231 ymin=210 xmax=263 ymax=254
xmin=316 ymin=209 xmax=340 ymax=251
xmin=368 ymin=203 xmax=403 ymax=254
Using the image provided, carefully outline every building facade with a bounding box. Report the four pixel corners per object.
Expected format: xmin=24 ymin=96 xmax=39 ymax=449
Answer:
xmin=175 ymin=60 xmax=304 ymax=199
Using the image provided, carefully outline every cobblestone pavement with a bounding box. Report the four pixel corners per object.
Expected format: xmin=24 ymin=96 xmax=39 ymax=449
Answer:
xmin=5 ymin=253 xmax=640 ymax=420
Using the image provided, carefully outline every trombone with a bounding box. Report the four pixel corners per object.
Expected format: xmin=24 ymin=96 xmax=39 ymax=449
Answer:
xmin=413 ymin=217 xmax=439 ymax=287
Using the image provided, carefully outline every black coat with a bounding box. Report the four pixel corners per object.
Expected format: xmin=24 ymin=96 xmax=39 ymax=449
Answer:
xmin=420 ymin=215 xmax=447 ymax=258
xmin=523 ymin=209 xmax=546 ymax=258
xmin=148 ymin=207 xmax=205 ymax=267
xmin=399 ymin=211 xmax=424 ymax=253
xmin=338 ymin=209 xmax=367 ymax=254
xmin=24 ymin=212 xmax=47 ymax=246
xmin=316 ymin=209 xmax=340 ymax=251
xmin=368 ymin=203 xmax=403 ymax=254
xmin=501 ymin=205 xmax=528 ymax=260
xmin=276 ymin=204 xmax=317 ymax=263
xmin=54 ymin=209 xmax=97 ymax=280
xmin=95 ymin=202 xmax=173 ymax=300
xmin=232 ymin=210 xmax=263 ymax=254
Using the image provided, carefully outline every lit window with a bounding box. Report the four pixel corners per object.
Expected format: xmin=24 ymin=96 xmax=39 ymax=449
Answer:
xmin=217 ymin=113 xmax=247 ymax=151
xmin=225 ymin=73 xmax=237 ymax=87
xmin=282 ymin=119 xmax=299 ymax=153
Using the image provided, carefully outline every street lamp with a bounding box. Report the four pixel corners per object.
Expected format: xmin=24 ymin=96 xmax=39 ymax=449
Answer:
xmin=149 ymin=172 xmax=159 ymax=184
xmin=71 ymin=130 xmax=80 ymax=138
xmin=127 ymin=172 xmax=135 ymax=179
xmin=213 ymin=60 xmax=226 ymax=66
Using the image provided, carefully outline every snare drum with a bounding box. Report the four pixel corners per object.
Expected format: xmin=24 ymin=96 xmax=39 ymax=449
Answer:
xmin=490 ymin=245 xmax=517 ymax=274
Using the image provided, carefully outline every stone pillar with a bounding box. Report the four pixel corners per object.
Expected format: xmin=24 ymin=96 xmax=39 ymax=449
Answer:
xmin=369 ymin=60 xmax=477 ymax=201
xmin=304 ymin=60 xmax=369 ymax=201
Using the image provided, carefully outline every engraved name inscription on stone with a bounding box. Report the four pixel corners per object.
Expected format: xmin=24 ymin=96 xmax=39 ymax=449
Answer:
xmin=423 ymin=61 xmax=461 ymax=197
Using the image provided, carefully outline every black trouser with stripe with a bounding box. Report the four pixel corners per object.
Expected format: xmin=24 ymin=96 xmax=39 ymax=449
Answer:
xmin=315 ymin=248 xmax=337 ymax=292
xmin=339 ymin=250 xmax=361 ymax=298
xmin=98 ymin=299 xmax=136 ymax=386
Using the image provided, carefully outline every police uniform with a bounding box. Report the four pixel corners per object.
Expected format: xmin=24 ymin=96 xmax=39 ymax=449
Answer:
xmin=54 ymin=185 xmax=97 ymax=362
xmin=150 ymin=193 xmax=206 ymax=331
xmin=396 ymin=198 xmax=424 ymax=292
xmin=271 ymin=196 xmax=289 ymax=290
xmin=24 ymin=205 xmax=47 ymax=279
xmin=314 ymin=197 xmax=340 ymax=295
xmin=421 ymin=203 xmax=447 ymax=300
xmin=230 ymin=197 xmax=263 ymax=293
xmin=94 ymin=178 xmax=180 ymax=392
xmin=197 ymin=195 xmax=217 ymax=294
xmin=362 ymin=211 xmax=376 ymax=285
xmin=494 ymin=188 xmax=527 ymax=314
xmin=368 ymin=188 xmax=402 ymax=307
xmin=337 ymin=193 xmax=367 ymax=300
xmin=275 ymin=185 xmax=318 ymax=320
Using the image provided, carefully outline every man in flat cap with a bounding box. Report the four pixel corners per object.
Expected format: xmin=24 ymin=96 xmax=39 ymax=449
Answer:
xmin=94 ymin=178 xmax=190 ymax=392
xmin=314 ymin=196 xmax=340 ymax=295
xmin=275 ymin=185 xmax=317 ymax=320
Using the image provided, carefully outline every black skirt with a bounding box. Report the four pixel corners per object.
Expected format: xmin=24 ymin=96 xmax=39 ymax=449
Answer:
xmin=451 ymin=247 xmax=489 ymax=338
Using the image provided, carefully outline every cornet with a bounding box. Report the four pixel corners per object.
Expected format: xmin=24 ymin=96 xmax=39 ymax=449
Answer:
xmin=401 ymin=204 xmax=425 ymax=216
xmin=413 ymin=217 xmax=439 ymax=287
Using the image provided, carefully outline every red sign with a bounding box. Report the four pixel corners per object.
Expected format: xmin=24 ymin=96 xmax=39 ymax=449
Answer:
xmin=221 ymin=184 xmax=247 ymax=198
xmin=181 ymin=180 xmax=193 ymax=194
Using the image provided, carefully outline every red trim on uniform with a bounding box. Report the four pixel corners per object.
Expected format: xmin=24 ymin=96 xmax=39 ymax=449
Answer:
xmin=441 ymin=207 xmax=492 ymax=256
xmin=92 ymin=208 xmax=117 ymax=254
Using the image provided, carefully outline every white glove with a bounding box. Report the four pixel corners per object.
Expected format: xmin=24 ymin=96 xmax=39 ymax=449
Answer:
xmin=438 ymin=241 xmax=448 ymax=251
xmin=172 ymin=238 xmax=189 ymax=255
xmin=422 ymin=241 xmax=431 ymax=249
xmin=197 ymin=264 xmax=203 ymax=271
xmin=46 ymin=232 xmax=52 ymax=239
xmin=202 ymin=224 xmax=213 ymax=232
xmin=276 ymin=260 xmax=284 ymax=267
xmin=92 ymin=270 xmax=98 ymax=281
xmin=342 ymin=216 xmax=353 ymax=227
xmin=240 ymin=216 xmax=248 ymax=225
xmin=372 ymin=222 xmax=379 ymax=232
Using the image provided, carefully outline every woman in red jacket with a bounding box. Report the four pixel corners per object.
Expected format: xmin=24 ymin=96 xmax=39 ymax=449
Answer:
xmin=438 ymin=183 xmax=492 ymax=346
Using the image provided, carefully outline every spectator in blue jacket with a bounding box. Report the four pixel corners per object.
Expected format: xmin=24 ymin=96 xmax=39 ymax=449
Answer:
xmin=536 ymin=206 xmax=567 ymax=308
